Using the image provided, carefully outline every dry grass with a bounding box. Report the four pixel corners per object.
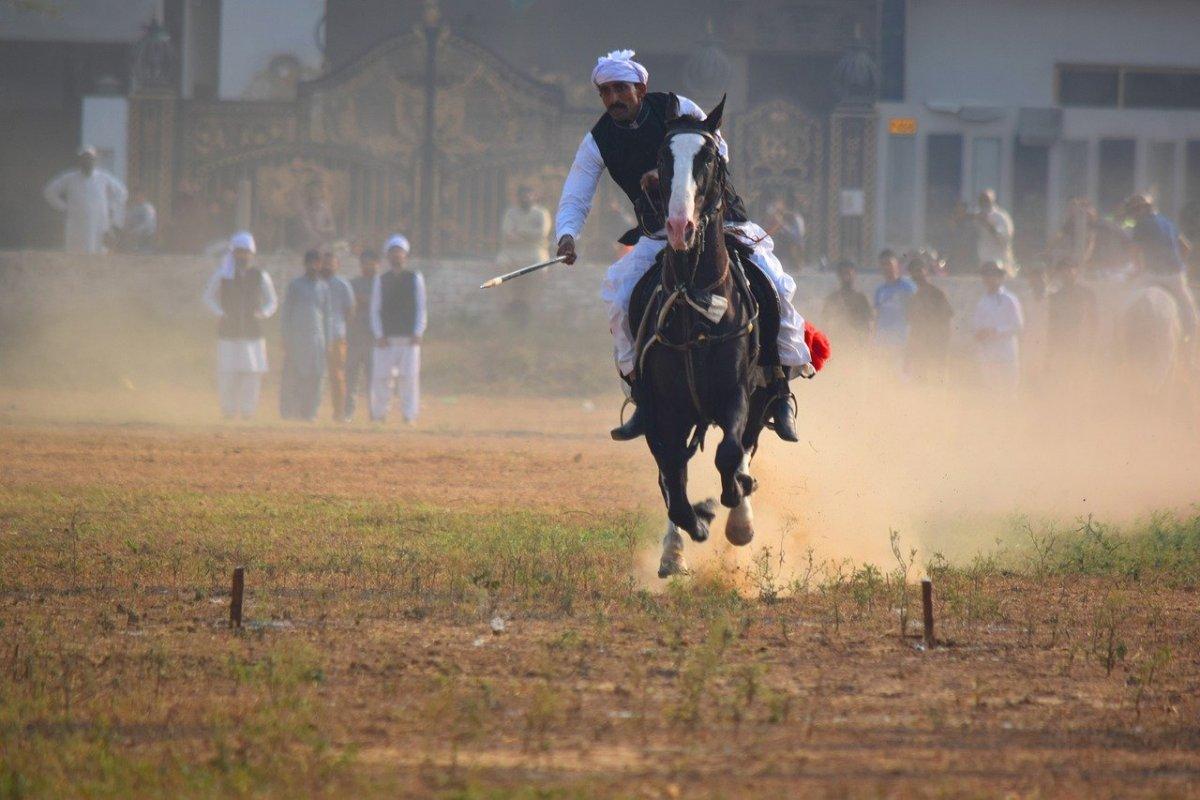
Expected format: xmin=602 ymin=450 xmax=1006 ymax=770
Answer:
xmin=3 ymin=420 xmax=1200 ymax=799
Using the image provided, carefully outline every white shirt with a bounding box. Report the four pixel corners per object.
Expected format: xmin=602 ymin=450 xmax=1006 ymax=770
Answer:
xmin=499 ymin=204 xmax=552 ymax=264
xmin=42 ymin=168 xmax=128 ymax=254
xmin=976 ymin=206 xmax=1014 ymax=269
xmin=370 ymin=270 xmax=427 ymax=341
xmin=554 ymin=95 xmax=729 ymax=242
xmin=971 ymin=286 xmax=1024 ymax=364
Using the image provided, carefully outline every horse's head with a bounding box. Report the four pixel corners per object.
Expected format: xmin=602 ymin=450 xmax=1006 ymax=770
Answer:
xmin=658 ymin=94 xmax=726 ymax=253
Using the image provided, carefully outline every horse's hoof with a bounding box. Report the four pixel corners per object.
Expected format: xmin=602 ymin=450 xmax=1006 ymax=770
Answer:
xmin=725 ymin=517 xmax=754 ymax=546
xmin=736 ymin=473 xmax=758 ymax=495
xmin=725 ymin=498 xmax=755 ymax=546
xmin=692 ymin=498 xmax=718 ymax=523
xmin=688 ymin=521 xmax=709 ymax=543
xmin=658 ymin=557 xmax=690 ymax=579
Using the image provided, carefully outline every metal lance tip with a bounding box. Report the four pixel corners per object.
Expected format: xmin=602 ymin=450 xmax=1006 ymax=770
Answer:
xmin=480 ymin=278 xmax=502 ymax=289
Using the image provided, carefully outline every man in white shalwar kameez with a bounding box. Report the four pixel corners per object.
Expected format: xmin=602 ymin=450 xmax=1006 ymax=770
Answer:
xmin=42 ymin=147 xmax=128 ymax=254
xmin=202 ymin=231 xmax=278 ymax=419
xmin=553 ymin=50 xmax=812 ymax=442
xmin=971 ymin=261 xmax=1025 ymax=396
xmin=370 ymin=235 xmax=426 ymax=424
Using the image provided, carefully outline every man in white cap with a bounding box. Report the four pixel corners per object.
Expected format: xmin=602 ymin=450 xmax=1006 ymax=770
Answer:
xmin=202 ymin=231 xmax=278 ymax=419
xmin=554 ymin=50 xmax=812 ymax=442
xmin=42 ymin=146 xmax=128 ymax=254
xmin=370 ymin=235 xmax=426 ymax=424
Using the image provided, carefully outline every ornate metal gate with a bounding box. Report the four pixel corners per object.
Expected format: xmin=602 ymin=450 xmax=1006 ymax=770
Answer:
xmin=139 ymin=24 xmax=568 ymax=257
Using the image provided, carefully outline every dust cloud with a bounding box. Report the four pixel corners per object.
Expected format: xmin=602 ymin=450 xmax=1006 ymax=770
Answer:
xmin=3 ymin=255 xmax=1199 ymax=577
xmin=666 ymin=345 xmax=1200 ymax=581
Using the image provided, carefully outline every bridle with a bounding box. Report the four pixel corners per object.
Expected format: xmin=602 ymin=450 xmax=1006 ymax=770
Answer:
xmin=634 ymin=126 xmax=760 ymax=427
xmin=641 ymin=129 xmax=729 ymax=270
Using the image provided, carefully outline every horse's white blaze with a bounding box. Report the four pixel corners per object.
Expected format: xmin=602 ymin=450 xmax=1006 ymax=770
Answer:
xmin=658 ymin=521 xmax=688 ymax=578
xmin=667 ymin=133 xmax=705 ymax=226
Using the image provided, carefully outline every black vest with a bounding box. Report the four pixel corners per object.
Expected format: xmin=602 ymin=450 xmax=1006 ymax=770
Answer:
xmin=378 ymin=269 xmax=420 ymax=337
xmin=217 ymin=268 xmax=264 ymax=340
xmin=590 ymin=91 xmax=747 ymax=244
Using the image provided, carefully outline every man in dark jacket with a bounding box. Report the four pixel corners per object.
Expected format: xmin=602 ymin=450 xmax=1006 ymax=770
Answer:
xmin=905 ymin=256 xmax=954 ymax=383
xmin=369 ymin=235 xmax=426 ymax=424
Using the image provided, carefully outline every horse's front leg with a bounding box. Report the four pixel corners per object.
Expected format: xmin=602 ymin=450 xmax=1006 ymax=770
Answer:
xmin=648 ymin=421 xmax=714 ymax=543
xmin=714 ymin=386 xmax=750 ymax=509
xmin=715 ymin=386 xmax=755 ymax=546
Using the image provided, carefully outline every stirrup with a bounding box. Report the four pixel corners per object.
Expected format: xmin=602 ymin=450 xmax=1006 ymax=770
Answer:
xmin=762 ymin=392 xmax=798 ymax=434
xmin=610 ymin=398 xmax=645 ymax=441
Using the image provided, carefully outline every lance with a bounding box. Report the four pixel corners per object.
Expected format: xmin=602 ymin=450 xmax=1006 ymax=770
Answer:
xmin=479 ymin=255 xmax=568 ymax=289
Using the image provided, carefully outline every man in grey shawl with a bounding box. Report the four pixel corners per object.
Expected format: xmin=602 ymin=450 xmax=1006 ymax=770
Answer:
xmin=280 ymin=249 xmax=331 ymax=421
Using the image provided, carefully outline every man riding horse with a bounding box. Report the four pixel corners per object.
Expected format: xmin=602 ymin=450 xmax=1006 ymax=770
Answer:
xmin=555 ymin=50 xmax=813 ymax=443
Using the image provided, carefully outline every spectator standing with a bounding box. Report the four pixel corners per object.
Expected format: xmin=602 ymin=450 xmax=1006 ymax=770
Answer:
xmin=1123 ymin=193 xmax=1197 ymax=343
xmin=121 ymin=189 xmax=157 ymax=252
xmin=370 ymin=235 xmax=427 ymax=425
xmin=42 ymin=146 xmax=127 ymax=254
xmin=498 ymin=184 xmax=552 ymax=323
xmin=320 ymin=249 xmax=356 ymax=421
xmin=971 ymin=261 xmax=1024 ymax=396
xmin=904 ymin=257 xmax=954 ymax=383
xmin=821 ymin=260 xmax=873 ymax=346
xmin=299 ymin=179 xmax=336 ymax=251
xmin=1048 ymin=198 xmax=1097 ymax=270
xmin=970 ymin=190 xmax=1015 ymax=274
xmin=873 ymin=249 xmax=917 ymax=360
xmin=764 ymin=195 xmax=806 ymax=270
xmin=280 ymin=250 xmax=331 ymax=421
xmin=344 ymin=249 xmax=380 ymax=421
xmin=201 ymin=231 xmax=277 ymax=419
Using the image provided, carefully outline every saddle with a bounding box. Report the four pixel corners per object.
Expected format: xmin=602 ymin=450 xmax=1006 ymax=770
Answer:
xmin=629 ymin=234 xmax=781 ymax=375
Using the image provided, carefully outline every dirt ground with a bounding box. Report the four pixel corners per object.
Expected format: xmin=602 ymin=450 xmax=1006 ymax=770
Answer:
xmin=2 ymin=391 xmax=1200 ymax=798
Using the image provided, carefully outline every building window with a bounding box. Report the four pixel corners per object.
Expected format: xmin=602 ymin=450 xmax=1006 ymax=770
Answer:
xmin=880 ymin=0 xmax=905 ymax=102
xmin=1058 ymin=65 xmax=1200 ymax=110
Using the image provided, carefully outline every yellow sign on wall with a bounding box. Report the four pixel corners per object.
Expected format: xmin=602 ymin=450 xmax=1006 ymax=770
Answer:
xmin=889 ymin=117 xmax=918 ymax=136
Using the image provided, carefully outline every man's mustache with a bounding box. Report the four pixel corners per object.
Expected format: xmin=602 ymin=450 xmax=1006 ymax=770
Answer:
xmin=608 ymin=103 xmax=627 ymax=112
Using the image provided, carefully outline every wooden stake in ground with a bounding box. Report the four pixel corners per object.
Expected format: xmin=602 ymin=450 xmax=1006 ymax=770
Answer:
xmin=921 ymin=578 xmax=934 ymax=647
xmin=230 ymin=566 xmax=244 ymax=628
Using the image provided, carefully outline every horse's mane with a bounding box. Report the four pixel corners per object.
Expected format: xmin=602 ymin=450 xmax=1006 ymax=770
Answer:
xmin=665 ymin=115 xmax=706 ymax=132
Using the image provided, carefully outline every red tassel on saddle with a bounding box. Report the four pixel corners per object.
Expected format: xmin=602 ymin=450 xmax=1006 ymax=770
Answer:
xmin=804 ymin=321 xmax=831 ymax=371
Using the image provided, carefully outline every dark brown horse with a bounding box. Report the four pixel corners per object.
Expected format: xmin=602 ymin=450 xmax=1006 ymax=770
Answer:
xmin=631 ymin=96 xmax=772 ymax=577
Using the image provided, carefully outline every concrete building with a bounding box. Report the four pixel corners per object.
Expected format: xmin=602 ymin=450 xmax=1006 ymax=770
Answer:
xmin=875 ymin=0 xmax=1200 ymax=268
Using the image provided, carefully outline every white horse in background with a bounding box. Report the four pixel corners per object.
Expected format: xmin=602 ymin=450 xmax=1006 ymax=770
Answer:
xmin=1117 ymin=282 xmax=1185 ymax=397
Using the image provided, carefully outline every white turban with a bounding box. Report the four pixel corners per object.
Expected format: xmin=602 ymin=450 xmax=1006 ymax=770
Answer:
xmin=383 ymin=234 xmax=410 ymax=254
xmin=591 ymin=49 xmax=649 ymax=87
xmin=77 ymin=145 xmax=98 ymax=157
xmin=217 ymin=230 xmax=257 ymax=278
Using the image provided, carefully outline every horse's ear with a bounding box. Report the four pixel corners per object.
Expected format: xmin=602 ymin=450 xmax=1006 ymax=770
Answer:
xmin=704 ymin=95 xmax=726 ymax=133
xmin=665 ymin=92 xmax=681 ymax=123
